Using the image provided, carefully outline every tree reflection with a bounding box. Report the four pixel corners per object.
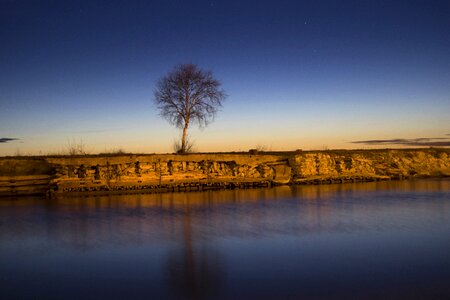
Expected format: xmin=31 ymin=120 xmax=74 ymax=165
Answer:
xmin=165 ymin=205 xmax=223 ymax=299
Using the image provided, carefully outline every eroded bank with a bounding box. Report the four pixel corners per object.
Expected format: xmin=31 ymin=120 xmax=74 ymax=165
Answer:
xmin=1 ymin=149 xmax=449 ymax=196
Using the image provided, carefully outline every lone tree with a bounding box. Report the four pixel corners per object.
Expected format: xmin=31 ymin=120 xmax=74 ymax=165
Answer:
xmin=154 ymin=63 xmax=226 ymax=153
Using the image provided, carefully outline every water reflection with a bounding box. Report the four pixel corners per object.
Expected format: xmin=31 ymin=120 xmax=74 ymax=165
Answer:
xmin=165 ymin=205 xmax=223 ymax=300
xmin=2 ymin=179 xmax=448 ymax=246
xmin=0 ymin=179 xmax=449 ymax=299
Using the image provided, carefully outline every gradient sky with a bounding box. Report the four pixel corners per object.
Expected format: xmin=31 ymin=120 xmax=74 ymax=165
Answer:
xmin=1 ymin=0 xmax=449 ymax=155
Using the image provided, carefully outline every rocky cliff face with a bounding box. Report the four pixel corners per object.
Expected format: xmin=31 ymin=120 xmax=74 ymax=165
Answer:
xmin=44 ymin=154 xmax=290 ymax=193
xmin=291 ymin=149 xmax=449 ymax=183
xmin=0 ymin=149 xmax=449 ymax=196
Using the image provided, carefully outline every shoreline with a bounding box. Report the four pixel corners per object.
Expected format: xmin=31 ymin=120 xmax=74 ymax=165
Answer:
xmin=1 ymin=148 xmax=449 ymax=197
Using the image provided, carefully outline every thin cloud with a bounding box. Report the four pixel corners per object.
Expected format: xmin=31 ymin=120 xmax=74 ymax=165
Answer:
xmin=351 ymin=137 xmax=450 ymax=147
xmin=68 ymin=128 xmax=129 ymax=134
xmin=0 ymin=138 xmax=20 ymax=143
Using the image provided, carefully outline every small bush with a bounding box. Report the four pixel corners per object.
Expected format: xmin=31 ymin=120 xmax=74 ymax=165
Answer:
xmin=66 ymin=139 xmax=88 ymax=155
xmin=173 ymin=136 xmax=195 ymax=154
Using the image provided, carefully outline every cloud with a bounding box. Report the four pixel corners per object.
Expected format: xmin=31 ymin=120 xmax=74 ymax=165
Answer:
xmin=0 ymin=138 xmax=20 ymax=143
xmin=69 ymin=127 xmax=129 ymax=134
xmin=351 ymin=137 xmax=450 ymax=147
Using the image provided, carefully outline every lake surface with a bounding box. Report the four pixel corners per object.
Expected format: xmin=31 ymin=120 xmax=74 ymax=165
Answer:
xmin=1 ymin=179 xmax=450 ymax=299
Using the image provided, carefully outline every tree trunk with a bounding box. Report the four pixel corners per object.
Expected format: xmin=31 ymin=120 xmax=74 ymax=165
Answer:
xmin=181 ymin=124 xmax=188 ymax=153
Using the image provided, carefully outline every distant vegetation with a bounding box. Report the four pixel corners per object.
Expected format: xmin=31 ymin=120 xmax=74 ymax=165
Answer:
xmin=98 ymin=148 xmax=129 ymax=155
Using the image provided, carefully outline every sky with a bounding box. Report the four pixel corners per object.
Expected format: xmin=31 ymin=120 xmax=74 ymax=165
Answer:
xmin=1 ymin=0 xmax=449 ymax=155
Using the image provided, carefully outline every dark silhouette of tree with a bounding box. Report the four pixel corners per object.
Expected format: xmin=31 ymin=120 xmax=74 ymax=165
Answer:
xmin=154 ymin=64 xmax=226 ymax=153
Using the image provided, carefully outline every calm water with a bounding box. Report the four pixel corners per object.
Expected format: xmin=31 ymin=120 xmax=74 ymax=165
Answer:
xmin=1 ymin=179 xmax=450 ymax=299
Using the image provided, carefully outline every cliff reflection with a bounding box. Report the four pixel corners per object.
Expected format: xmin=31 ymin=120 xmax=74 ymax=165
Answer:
xmin=1 ymin=179 xmax=449 ymax=250
xmin=0 ymin=179 xmax=449 ymax=299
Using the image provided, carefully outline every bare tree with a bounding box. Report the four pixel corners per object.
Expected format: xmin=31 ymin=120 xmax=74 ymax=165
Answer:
xmin=154 ymin=64 xmax=226 ymax=153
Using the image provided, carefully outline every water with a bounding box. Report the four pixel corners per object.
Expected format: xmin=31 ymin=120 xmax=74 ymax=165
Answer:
xmin=1 ymin=179 xmax=449 ymax=299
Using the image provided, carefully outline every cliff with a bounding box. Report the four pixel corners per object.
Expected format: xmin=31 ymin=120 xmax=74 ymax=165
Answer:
xmin=1 ymin=149 xmax=449 ymax=196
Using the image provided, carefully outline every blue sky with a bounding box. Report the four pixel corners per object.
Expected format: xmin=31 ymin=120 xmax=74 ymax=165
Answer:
xmin=1 ymin=0 xmax=449 ymax=155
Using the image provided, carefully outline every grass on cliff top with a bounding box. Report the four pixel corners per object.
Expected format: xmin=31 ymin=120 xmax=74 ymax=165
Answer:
xmin=1 ymin=147 xmax=449 ymax=160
